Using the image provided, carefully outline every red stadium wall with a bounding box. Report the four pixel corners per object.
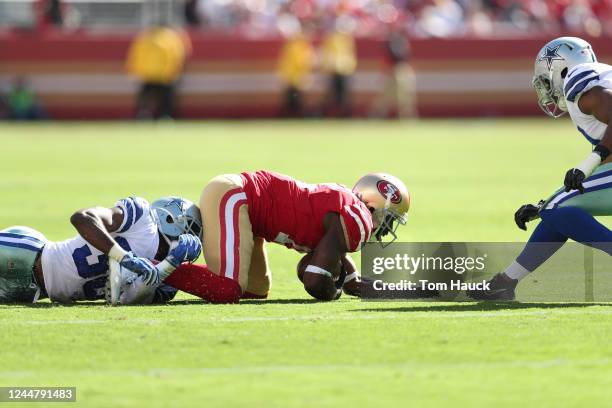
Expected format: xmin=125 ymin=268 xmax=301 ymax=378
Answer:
xmin=2 ymin=30 xmax=612 ymax=119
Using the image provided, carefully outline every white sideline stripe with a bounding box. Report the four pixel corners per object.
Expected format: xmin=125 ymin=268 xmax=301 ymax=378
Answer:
xmin=0 ymin=71 xmax=533 ymax=95
xmin=4 ymin=308 xmax=612 ymax=326
xmin=223 ymin=192 xmax=246 ymax=279
xmin=0 ymin=358 xmax=610 ymax=378
xmin=546 ymin=174 xmax=612 ymax=209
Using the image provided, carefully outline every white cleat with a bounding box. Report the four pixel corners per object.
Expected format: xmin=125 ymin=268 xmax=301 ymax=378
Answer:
xmin=106 ymin=259 xmax=122 ymax=306
xmin=106 ymin=259 xmax=139 ymax=306
xmin=106 ymin=260 xmax=155 ymax=306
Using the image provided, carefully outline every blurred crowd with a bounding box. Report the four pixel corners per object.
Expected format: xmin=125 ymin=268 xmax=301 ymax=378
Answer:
xmin=5 ymin=0 xmax=611 ymax=121
xmin=185 ymin=0 xmax=612 ymax=38
xmin=23 ymin=0 xmax=612 ymax=38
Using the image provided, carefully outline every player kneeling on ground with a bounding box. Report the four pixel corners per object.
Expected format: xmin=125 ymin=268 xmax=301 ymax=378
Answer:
xmin=469 ymin=37 xmax=612 ymax=301
xmin=0 ymin=196 xmax=202 ymax=304
xmin=162 ymin=171 xmax=410 ymax=302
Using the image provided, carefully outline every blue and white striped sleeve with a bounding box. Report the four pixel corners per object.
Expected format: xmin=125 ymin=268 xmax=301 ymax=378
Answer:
xmin=564 ymin=65 xmax=600 ymax=103
xmin=114 ymin=197 xmax=149 ymax=233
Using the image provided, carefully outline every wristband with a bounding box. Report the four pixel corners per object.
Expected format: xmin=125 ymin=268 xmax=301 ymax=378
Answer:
xmin=108 ymin=243 xmax=128 ymax=263
xmin=304 ymin=265 xmax=333 ymax=278
xmin=344 ymin=272 xmax=359 ymax=283
xmin=576 ymin=152 xmax=602 ymax=178
xmin=156 ymin=259 xmax=176 ymax=281
xmin=594 ymin=144 xmax=611 ymax=160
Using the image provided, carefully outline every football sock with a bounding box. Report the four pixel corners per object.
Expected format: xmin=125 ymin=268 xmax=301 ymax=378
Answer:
xmin=503 ymin=261 xmax=531 ymax=281
xmin=514 ymin=219 xmax=567 ymax=272
xmin=164 ymin=263 xmax=242 ymax=303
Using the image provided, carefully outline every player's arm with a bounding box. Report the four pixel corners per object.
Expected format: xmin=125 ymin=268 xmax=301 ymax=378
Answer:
xmin=340 ymin=254 xmax=361 ymax=297
xmin=301 ymin=212 xmax=347 ymax=301
xmin=71 ymin=205 xmax=158 ymax=283
xmin=565 ymin=87 xmax=612 ymax=192
xmin=70 ymin=206 xmax=125 ymax=257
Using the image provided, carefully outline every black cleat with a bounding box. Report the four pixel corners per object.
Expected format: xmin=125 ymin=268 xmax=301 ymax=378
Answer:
xmin=467 ymin=273 xmax=518 ymax=301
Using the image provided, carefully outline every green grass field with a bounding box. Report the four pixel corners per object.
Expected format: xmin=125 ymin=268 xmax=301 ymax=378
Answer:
xmin=0 ymin=120 xmax=611 ymax=407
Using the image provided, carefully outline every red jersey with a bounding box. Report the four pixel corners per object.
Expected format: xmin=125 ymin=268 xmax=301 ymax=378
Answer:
xmin=241 ymin=170 xmax=373 ymax=252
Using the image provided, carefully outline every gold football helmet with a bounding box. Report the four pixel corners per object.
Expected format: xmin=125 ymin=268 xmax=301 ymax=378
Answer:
xmin=352 ymin=173 xmax=410 ymax=246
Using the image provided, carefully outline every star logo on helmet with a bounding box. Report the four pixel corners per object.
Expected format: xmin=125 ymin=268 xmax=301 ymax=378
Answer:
xmin=539 ymin=44 xmax=564 ymax=70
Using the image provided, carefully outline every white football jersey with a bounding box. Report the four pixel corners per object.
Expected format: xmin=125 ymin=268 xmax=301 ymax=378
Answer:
xmin=564 ymin=62 xmax=612 ymax=146
xmin=41 ymin=197 xmax=159 ymax=302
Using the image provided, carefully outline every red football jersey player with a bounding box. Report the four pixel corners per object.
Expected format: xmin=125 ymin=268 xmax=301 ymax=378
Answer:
xmin=162 ymin=170 xmax=410 ymax=302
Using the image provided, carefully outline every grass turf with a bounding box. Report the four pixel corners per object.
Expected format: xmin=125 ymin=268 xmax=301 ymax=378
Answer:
xmin=0 ymin=119 xmax=610 ymax=407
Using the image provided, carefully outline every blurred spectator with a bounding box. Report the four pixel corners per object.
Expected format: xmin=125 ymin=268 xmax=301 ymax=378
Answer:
xmin=463 ymin=0 xmax=494 ymax=36
xmin=184 ymin=0 xmax=201 ymax=26
xmin=45 ymin=0 xmax=63 ymax=25
xmin=370 ymin=25 xmax=417 ymax=119
xmin=415 ymin=0 xmax=465 ymax=37
xmin=7 ymin=77 xmax=47 ymax=120
xmin=563 ymin=0 xmax=602 ymax=37
xmin=35 ymin=0 xmax=64 ymax=27
xmin=277 ymin=17 xmax=314 ymax=117
xmin=126 ymin=24 xmax=192 ymax=119
xmin=321 ymin=17 xmax=357 ymax=117
xmin=0 ymin=96 xmax=9 ymax=120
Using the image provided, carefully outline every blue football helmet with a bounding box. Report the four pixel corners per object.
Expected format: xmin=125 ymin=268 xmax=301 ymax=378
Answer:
xmin=150 ymin=197 xmax=202 ymax=245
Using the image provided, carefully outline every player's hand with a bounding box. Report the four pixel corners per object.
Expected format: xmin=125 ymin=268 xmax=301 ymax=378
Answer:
xmin=514 ymin=203 xmax=541 ymax=231
xmin=166 ymin=234 xmax=202 ymax=268
xmin=119 ymin=253 xmax=159 ymax=286
xmin=343 ymin=278 xmax=360 ymax=297
xmin=564 ymin=168 xmax=586 ymax=193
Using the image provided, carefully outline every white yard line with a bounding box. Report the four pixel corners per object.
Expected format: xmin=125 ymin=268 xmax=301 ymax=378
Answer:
xmin=0 ymin=358 xmax=610 ymax=378
xmin=3 ymin=308 xmax=612 ymax=326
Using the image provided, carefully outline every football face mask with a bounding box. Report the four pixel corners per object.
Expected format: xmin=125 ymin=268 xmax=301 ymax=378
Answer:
xmin=532 ymin=73 xmax=567 ymax=118
xmin=372 ymin=210 xmax=406 ymax=248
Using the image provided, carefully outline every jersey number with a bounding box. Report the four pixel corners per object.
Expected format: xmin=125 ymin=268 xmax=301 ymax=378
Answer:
xmin=72 ymin=237 xmax=131 ymax=299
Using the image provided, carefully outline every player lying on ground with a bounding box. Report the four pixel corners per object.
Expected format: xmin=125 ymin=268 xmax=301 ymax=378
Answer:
xmin=160 ymin=170 xmax=410 ymax=302
xmin=469 ymin=37 xmax=612 ymax=301
xmin=0 ymin=196 xmax=202 ymax=304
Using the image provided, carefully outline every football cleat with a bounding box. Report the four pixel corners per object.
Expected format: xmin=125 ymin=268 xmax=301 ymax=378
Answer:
xmin=105 ymin=259 xmax=138 ymax=306
xmin=466 ymin=273 xmax=518 ymax=301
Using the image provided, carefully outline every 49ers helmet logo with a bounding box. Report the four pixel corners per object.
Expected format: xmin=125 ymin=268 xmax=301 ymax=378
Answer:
xmin=376 ymin=180 xmax=402 ymax=204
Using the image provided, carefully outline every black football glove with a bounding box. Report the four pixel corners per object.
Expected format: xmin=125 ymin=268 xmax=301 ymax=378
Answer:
xmin=514 ymin=201 xmax=544 ymax=231
xmin=564 ymin=168 xmax=586 ymax=194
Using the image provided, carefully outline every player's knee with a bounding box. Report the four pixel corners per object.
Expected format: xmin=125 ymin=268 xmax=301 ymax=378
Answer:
xmin=541 ymin=206 xmax=585 ymax=224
